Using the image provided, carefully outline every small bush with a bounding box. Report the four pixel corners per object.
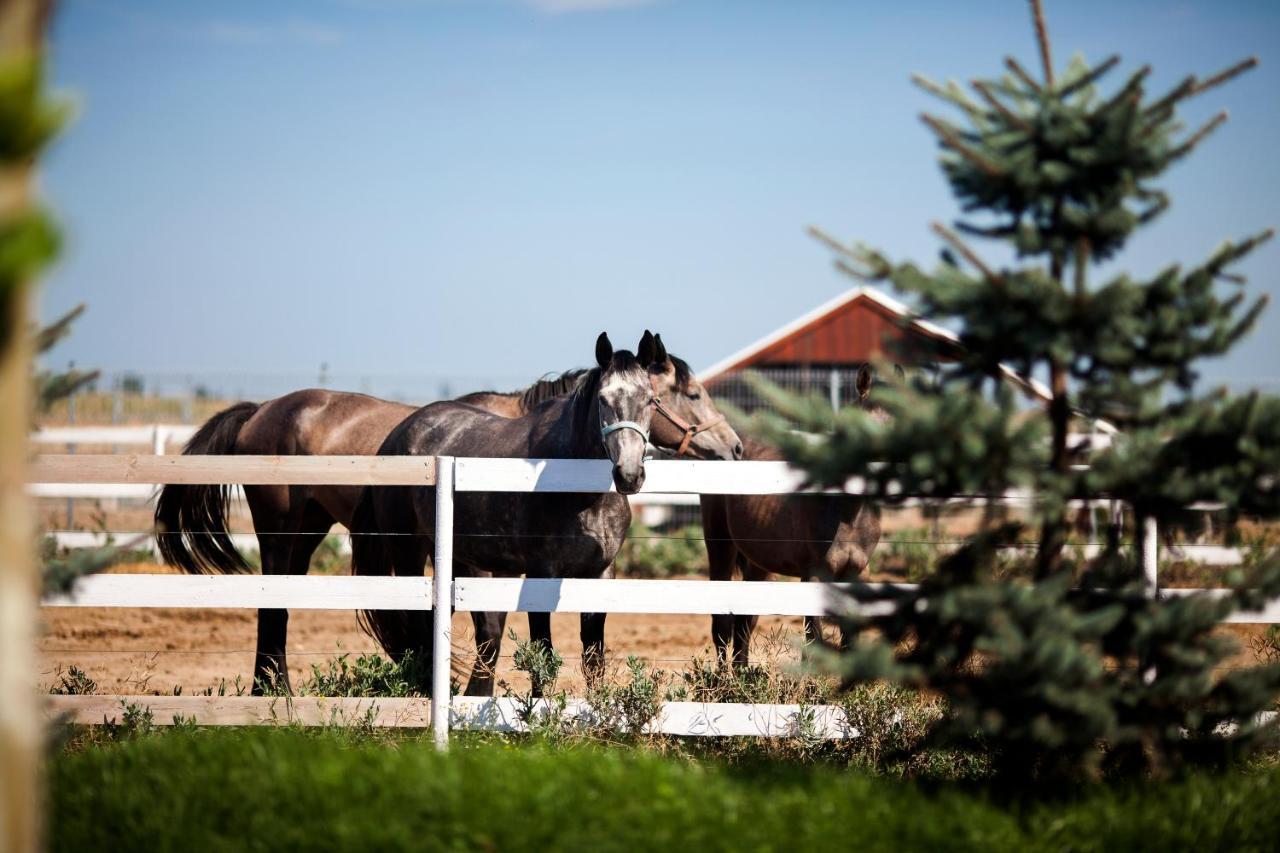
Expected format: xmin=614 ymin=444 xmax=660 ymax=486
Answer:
xmin=49 ymin=665 xmax=97 ymax=696
xmin=294 ymin=652 xmax=429 ymax=698
xmin=588 ymin=656 xmax=666 ymax=736
xmin=615 ymin=523 xmax=708 ymax=578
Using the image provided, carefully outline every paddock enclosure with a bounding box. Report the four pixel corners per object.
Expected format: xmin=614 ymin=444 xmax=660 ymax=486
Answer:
xmin=34 ymin=444 xmax=1280 ymax=748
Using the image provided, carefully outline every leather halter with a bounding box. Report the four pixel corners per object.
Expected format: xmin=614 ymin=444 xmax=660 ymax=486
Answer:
xmin=648 ymin=373 xmax=726 ymax=457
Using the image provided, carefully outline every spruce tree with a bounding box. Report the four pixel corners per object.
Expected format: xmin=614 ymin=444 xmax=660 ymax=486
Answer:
xmin=768 ymin=0 xmax=1280 ymax=781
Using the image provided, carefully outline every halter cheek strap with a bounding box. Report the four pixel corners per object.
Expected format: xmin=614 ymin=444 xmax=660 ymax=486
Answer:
xmin=649 ymin=374 xmax=726 ymax=457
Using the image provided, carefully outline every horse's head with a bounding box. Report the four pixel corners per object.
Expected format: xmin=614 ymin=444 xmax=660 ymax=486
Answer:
xmin=593 ymin=331 xmax=656 ymax=495
xmin=642 ymin=332 xmax=743 ymax=461
xmin=854 ymin=362 xmax=897 ymax=424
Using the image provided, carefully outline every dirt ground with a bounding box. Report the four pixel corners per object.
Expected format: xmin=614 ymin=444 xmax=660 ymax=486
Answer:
xmin=39 ymin=563 xmax=813 ymax=696
xmin=40 ymin=561 xmax=1273 ymax=698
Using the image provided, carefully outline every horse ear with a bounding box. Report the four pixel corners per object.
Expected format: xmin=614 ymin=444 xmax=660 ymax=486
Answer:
xmin=893 ymin=363 xmax=906 ymax=382
xmin=595 ymin=332 xmax=613 ymax=368
xmin=637 ymin=330 xmax=655 ymax=366
xmin=856 ymin=363 xmax=874 ymax=398
xmin=652 ymin=333 xmax=668 ymax=366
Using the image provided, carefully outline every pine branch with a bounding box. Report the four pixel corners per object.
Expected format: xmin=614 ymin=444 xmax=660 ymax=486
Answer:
xmin=834 ymin=258 xmax=874 ymax=282
xmin=1169 ymin=110 xmax=1228 ymax=161
xmin=807 ymin=224 xmax=859 ymax=263
xmin=1143 ymin=74 xmax=1197 ymax=118
xmin=33 ymin=302 xmax=85 ymax=354
xmin=1029 ymin=0 xmax=1054 ymax=87
xmin=912 ymin=74 xmax=985 ymax=119
xmin=1136 ymin=191 xmax=1170 ymax=225
xmin=1099 ymin=64 xmax=1150 ymax=112
xmin=1058 ymin=54 xmax=1121 ymax=98
xmin=1004 ymin=56 xmax=1042 ymax=93
xmin=1201 ymin=229 xmax=1275 ymax=275
xmin=1189 ymin=56 xmax=1258 ymax=98
xmin=955 ymin=220 xmax=1017 ymax=239
xmin=808 ymin=225 xmax=888 ymax=279
xmin=971 ymin=80 xmax=1032 ymax=132
xmin=920 ymin=113 xmax=1003 ymax=176
xmin=932 ymin=221 xmax=1002 ymax=283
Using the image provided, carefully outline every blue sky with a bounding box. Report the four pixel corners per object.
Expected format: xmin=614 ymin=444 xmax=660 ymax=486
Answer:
xmin=40 ymin=0 xmax=1280 ymax=399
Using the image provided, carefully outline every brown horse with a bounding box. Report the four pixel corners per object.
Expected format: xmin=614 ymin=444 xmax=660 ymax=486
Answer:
xmin=154 ymin=379 xmax=573 ymax=693
xmin=700 ymin=363 xmax=884 ymax=669
xmin=351 ymin=332 xmax=743 ymax=696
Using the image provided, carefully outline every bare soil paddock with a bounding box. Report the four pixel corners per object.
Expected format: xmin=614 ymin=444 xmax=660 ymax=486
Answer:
xmin=40 ymin=561 xmax=1273 ymax=698
xmin=39 ymin=563 xmax=813 ymax=696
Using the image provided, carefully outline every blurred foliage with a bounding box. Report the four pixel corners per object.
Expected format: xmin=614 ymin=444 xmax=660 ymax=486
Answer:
xmin=0 ymin=56 xmax=67 ymax=351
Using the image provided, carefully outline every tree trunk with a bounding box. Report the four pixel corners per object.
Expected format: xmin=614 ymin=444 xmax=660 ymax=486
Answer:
xmin=0 ymin=3 xmax=54 ymax=852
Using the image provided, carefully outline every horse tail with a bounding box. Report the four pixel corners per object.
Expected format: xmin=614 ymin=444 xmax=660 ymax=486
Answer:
xmin=352 ymin=485 xmax=424 ymax=662
xmin=154 ymin=401 xmax=260 ymax=574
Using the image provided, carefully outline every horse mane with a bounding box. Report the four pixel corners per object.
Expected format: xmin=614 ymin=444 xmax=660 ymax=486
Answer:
xmin=569 ymin=366 xmax=604 ymax=450
xmin=519 ymin=369 xmax=589 ymax=410
xmin=457 ymin=369 xmax=589 ymax=413
xmin=669 ymin=355 xmax=693 ymax=389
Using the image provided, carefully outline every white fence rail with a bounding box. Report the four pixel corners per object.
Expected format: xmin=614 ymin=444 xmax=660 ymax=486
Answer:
xmin=33 ymin=453 xmax=1279 ymax=746
xmin=31 ymin=424 xmax=198 ymax=450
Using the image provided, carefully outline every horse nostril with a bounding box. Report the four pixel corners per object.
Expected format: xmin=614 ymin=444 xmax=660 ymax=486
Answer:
xmin=733 ymin=442 xmax=744 ymax=460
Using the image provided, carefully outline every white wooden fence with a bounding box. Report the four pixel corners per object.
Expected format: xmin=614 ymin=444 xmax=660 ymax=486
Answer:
xmin=35 ymin=453 xmax=1280 ymax=748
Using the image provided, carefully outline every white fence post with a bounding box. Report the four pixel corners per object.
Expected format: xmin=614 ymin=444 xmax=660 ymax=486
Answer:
xmin=152 ymin=425 xmax=166 ymax=457
xmin=1142 ymin=516 xmax=1159 ymax=597
xmin=431 ymin=456 xmax=454 ymax=750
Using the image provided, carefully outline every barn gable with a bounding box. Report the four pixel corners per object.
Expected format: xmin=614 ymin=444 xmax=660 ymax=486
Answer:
xmin=699 ymin=286 xmax=1084 ymax=422
xmin=700 ymin=287 xmax=959 ymax=382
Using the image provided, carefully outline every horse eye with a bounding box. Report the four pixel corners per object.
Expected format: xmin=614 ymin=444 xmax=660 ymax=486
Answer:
xmin=686 ymin=392 xmax=702 ymax=401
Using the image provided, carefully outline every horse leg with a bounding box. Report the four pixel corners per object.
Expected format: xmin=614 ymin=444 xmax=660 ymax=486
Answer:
xmin=732 ymin=557 xmax=764 ymax=670
xmin=579 ymin=563 xmax=611 ymax=689
xmin=246 ymin=486 xmax=291 ymax=695
xmin=466 ymin=603 xmax=507 ymax=697
xmin=388 ymin=531 xmax=434 ymax=667
xmin=251 ymin=495 xmax=332 ymax=695
xmin=527 ymin=610 xmax=554 ymax=698
xmin=703 ymin=496 xmax=738 ymax=669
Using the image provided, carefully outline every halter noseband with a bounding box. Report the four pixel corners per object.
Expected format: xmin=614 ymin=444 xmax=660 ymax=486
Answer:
xmin=600 ymin=420 xmax=649 ymax=442
xmin=648 ymin=373 xmax=726 ymax=457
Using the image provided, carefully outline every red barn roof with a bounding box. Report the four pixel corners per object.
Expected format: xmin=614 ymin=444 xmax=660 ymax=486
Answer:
xmin=700 ymin=286 xmax=1071 ymax=413
xmin=701 ymin=287 xmax=958 ymax=379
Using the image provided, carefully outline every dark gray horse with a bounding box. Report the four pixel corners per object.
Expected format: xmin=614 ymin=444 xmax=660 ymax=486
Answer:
xmin=352 ymin=332 xmax=742 ymax=695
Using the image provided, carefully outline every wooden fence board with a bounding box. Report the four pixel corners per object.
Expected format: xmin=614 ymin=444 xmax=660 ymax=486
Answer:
xmin=46 ymin=695 xmax=432 ymax=727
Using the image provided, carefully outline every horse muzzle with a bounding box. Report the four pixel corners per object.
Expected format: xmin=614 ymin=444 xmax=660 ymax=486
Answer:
xmin=612 ymin=464 xmax=645 ymax=495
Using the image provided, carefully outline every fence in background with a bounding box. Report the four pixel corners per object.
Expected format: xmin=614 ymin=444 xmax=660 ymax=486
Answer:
xmin=33 ymin=453 xmax=1280 ymax=747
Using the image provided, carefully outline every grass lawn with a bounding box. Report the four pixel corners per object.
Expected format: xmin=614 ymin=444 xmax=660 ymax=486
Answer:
xmin=49 ymin=728 xmax=1280 ymax=852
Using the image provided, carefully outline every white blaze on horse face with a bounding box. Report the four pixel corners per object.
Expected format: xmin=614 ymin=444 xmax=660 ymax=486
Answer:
xmin=598 ymin=365 xmax=653 ymax=493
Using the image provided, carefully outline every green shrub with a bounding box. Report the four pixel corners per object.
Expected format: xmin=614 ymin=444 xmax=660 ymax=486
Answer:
xmin=615 ymin=523 xmax=707 ymax=578
xmin=292 ymin=652 xmax=429 ymax=698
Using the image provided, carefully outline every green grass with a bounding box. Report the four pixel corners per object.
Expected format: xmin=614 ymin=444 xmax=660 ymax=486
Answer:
xmin=49 ymin=729 xmax=1280 ymax=852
